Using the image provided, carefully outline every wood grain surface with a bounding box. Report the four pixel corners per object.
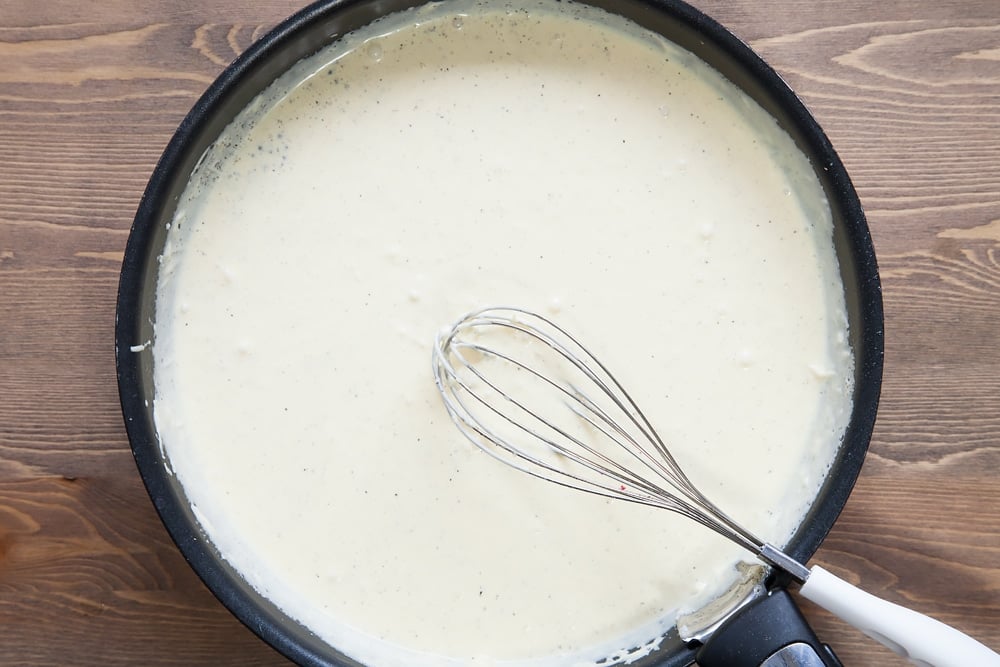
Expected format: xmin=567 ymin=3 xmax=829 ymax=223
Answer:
xmin=1 ymin=1 xmax=998 ymax=665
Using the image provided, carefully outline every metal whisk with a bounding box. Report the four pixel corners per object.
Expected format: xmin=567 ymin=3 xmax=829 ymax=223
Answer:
xmin=431 ymin=306 xmax=1000 ymax=667
xmin=431 ymin=305 xmax=809 ymax=581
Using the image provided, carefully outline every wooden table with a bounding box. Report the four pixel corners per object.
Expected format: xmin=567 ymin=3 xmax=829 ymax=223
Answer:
xmin=2 ymin=1 xmax=997 ymax=665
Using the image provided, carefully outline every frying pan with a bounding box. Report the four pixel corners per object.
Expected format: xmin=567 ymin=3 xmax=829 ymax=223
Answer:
xmin=115 ymin=0 xmax=884 ymax=665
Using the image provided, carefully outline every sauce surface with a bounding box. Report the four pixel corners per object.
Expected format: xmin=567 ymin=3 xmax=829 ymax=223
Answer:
xmin=152 ymin=2 xmax=854 ymax=664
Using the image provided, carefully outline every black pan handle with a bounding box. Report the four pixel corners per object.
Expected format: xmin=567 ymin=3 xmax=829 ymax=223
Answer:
xmin=695 ymin=589 xmax=842 ymax=667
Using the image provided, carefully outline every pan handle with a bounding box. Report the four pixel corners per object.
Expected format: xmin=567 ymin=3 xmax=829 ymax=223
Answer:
xmin=695 ymin=589 xmax=842 ymax=667
xmin=799 ymin=566 xmax=1000 ymax=667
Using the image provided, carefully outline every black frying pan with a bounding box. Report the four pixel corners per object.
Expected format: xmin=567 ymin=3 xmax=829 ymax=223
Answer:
xmin=115 ymin=1 xmax=884 ymax=665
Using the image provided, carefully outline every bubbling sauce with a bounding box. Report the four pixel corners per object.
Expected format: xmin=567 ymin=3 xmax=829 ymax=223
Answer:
xmin=152 ymin=1 xmax=854 ymax=665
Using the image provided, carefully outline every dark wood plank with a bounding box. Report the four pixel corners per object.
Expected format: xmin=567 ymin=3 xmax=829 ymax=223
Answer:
xmin=0 ymin=476 xmax=285 ymax=665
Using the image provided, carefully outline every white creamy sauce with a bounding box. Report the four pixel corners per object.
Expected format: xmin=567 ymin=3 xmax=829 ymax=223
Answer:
xmin=152 ymin=1 xmax=854 ymax=665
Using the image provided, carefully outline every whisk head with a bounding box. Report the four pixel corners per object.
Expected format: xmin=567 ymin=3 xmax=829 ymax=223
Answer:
xmin=432 ymin=306 xmax=766 ymax=558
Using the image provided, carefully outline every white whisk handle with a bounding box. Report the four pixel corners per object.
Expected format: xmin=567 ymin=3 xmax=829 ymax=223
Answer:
xmin=799 ymin=566 xmax=1000 ymax=667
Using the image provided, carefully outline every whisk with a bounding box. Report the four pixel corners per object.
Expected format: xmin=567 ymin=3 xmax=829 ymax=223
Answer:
xmin=432 ymin=306 xmax=999 ymax=667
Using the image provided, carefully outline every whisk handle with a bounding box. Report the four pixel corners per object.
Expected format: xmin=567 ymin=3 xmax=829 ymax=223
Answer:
xmin=799 ymin=565 xmax=1000 ymax=667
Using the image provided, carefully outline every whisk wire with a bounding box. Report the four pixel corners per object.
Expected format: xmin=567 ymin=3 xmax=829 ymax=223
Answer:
xmin=439 ymin=339 xmax=653 ymax=500
xmin=433 ymin=307 xmax=767 ymax=559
